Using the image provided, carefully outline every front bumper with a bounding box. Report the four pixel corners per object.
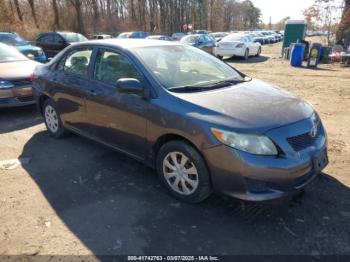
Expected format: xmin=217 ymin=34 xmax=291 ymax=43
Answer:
xmin=203 ymin=118 xmax=328 ymax=201
xmin=0 ymin=86 xmax=35 ymax=108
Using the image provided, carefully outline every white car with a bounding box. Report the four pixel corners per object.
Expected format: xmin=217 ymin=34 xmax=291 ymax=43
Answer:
xmin=213 ymin=34 xmax=261 ymax=60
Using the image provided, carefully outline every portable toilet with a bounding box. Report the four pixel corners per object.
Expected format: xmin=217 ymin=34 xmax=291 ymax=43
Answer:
xmin=282 ymin=20 xmax=307 ymax=55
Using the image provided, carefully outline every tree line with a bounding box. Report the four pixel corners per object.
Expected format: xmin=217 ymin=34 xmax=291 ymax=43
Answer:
xmin=0 ymin=0 xmax=261 ymax=38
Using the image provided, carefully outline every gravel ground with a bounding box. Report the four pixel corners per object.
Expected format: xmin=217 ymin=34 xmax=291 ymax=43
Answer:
xmin=0 ymin=38 xmax=350 ymax=257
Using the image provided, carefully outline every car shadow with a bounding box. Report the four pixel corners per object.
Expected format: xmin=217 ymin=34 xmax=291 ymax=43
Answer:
xmin=20 ymin=131 xmax=350 ymax=255
xmin=225 ymin=55 xmax=270 ymax=64
xmin=0 ymin=105 xmax=42 ymax=134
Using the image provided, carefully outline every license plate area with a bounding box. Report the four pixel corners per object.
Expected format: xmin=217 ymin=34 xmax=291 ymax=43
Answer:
xmin=313 ymin=149 xmax=328 ymax=174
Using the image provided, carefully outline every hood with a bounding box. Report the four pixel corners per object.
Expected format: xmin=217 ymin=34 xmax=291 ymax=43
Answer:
xmin=0 ymin=60 xmax=40 ymax=79
xmin=173 ymin=79 xmax=314 ymax=132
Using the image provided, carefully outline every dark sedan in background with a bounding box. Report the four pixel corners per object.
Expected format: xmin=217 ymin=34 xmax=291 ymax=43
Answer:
xmin=32 ymin=39 xmax=328 ymax=203
xmin=0 ymin=43 xmax=39 ymax=107
xmin=180 ymin=34 xmax=216 ymax=53
xmin=35 ymin=31 xmax=87 ymax=59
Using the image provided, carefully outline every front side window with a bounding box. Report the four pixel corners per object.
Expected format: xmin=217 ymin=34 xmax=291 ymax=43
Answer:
xmin=94 ymin=49 xmax=142 ymax=85
xmin=59 ymin=48 xmax=92 ymax=76
xmin=133 ymin=45 xmax=244 ymax=89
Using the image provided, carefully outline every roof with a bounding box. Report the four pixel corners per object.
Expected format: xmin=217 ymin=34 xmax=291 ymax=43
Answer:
xmin=80 ymin=39 xmax=181 ymax=49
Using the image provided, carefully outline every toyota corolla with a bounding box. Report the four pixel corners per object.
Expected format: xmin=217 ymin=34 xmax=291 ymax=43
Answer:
xmin=32 ymin=39 xmax=328 ymax=203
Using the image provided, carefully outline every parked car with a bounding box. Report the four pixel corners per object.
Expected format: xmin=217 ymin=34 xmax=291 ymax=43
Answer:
xmin=214 ymin=34 xmax=261 ymax=59
xmin=91 ymin=34 xmax=112 ymax=40
xmin=209 ymin=32 xmax=229 ymax=42
xmin=0 ymin=32 xmax=46 ymax=62
xmin=180 ymin=34 xmax=216 ymax=53
xmin=249 ymin=32 xmax=265 ymax=45
xmin=260 ymin=31 xmax=275 ymax=44
xmin=146 ymin=35 xmax=172 ymax=41
xmin=117 ymin=32 xmax=150 ymax=39
xmin=32 ymin=39 xmax=328 ymax=203
xmin=171 ymin=32 xmax=185 ymax=41
xmin=35 ymin=31 xmax=88 ymax=59
xmin=0 ymin=43 xmax=40 ymax=107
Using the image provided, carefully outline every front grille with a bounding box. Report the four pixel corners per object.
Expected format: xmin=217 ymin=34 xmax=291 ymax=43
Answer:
xmin=17 ymin=96 xmax=34 ymax=102
xmin=12 ymin=78 xmax=32 ymax=87
xmin=287 ymin=125 xmax=321 ymax=151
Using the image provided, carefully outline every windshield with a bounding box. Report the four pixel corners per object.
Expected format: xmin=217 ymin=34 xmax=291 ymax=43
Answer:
xmin=181 ymin=35 xmax=199 ymax=44
xmin=222 ymin=35 xmax=244 ymax=42
xmin=0 ymin=44 xmax=28 ymax=62
xmin=60 ymin=33 xmax=87 ymax=43
xmin=118 ymin=33 xmax=132 ymax=39
xmin=133 ymin=45 xmax=244 ymax=89
xmin=0 ymin=34 xmax=28 ymax=46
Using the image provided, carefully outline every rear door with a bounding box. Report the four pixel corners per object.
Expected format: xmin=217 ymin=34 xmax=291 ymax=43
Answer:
xmin=36 ymin=34 xmax=53 ymax=58
xmin=51 ymin=47 xmax=95 ymax=131
xmin=52 ymin=34 xmax=69 ymax=57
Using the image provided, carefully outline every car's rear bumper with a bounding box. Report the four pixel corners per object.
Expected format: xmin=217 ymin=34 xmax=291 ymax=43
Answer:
xmin=213 ymin=47 xmax=245 ymax=57
xmin=0 ymin=86 xmax=35 ymax=108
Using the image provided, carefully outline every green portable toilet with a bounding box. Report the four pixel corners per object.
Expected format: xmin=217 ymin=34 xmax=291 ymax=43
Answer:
xmin=282 ymin=20 xmax=307 ymax=54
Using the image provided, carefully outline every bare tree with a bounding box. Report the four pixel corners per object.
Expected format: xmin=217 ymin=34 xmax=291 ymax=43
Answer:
xmin=28 ymin=0 xmax=39 ymax=28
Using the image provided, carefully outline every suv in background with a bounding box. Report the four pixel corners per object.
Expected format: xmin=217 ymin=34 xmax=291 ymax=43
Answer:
xmin=35 ymin=31 xmax=87 ymax=59
xmin=0 ymin=32 xmax=46 ymax=62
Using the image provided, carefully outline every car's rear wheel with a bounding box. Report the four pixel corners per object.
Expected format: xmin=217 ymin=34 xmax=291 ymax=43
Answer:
xmin=256 ymin=47 xmax=261 ymax=57
xmin=243 ymin=49 xmax=249 ymax=60
xmin=156 ymin=141 xmax=211 ymax=203
xmin=43 ymin=99 xmax=67 ymax=138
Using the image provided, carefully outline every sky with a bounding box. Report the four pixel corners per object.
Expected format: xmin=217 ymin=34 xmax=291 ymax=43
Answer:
xmin=251 ymin=0 xmax=341 ymax=24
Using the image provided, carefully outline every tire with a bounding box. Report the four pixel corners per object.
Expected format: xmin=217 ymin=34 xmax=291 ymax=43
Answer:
xmin=156 ymin=140 xmax=211 ymax=203
xmin=243 ymin=49 xmax=249 ymax=60
xmin=256 ymin=47 xmax=261 ymax=57
xmin=42 ymin=99 xmax=67 ymax=138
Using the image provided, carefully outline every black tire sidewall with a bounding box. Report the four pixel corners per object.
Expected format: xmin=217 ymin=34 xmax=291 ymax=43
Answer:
xmin=244 ymin=49 xmax=249 ymax=60
xmin=43 ymin=99 xmax=66 ymax=138
xmin=156 ymin=141 xmax=211 ymax=203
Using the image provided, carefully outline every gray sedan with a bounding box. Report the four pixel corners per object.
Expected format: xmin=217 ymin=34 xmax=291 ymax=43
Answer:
xmin=33 ymin=39 xmax=328 ymax=203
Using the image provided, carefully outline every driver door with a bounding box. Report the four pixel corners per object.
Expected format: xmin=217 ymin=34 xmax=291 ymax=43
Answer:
xmin=85 ymin=48 xmax=148 ymax=160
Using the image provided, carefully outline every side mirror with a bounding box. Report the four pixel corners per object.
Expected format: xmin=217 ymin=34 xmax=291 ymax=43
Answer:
xmin=116 ymin=78 xmax=144 ymax=95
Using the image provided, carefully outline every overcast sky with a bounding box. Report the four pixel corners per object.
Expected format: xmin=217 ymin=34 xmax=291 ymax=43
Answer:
xmin=251 ymin=0 xmax=342 ymax=24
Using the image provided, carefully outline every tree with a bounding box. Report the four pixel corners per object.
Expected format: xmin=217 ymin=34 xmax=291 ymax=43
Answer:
xmin=28 ymin=0 xmax=39 ymax=29
xmin=52 ymin=0 xmax=60 ymax=30
xmin=337 ymin=0 xmax=350 ymax=42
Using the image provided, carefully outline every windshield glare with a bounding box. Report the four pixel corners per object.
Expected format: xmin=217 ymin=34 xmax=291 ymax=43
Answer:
xmin=0 ymin=44 xmax=28 ymax=62
xmin=0 ymin=34 xmax=28 ymax=46
xmin=60 ymin=33 xmax=87 ymax=43
xmin=133 ymin=45 xmax=243 ymax=89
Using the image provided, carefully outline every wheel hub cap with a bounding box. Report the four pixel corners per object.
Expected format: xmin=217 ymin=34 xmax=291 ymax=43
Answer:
xmin=162 ymin=152 xmax=199 ymax=195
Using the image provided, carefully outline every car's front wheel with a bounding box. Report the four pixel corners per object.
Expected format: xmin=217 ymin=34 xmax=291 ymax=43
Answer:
xmin=156 ymin=141 xmax=211 ymax=203
xmin=43 ymin=99 xmax=67 ymax=138
xmin=256 ymin=47 xmax=261 ymax=57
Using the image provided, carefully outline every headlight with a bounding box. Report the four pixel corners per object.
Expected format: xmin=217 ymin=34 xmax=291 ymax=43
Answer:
xmin=211 ymin=128 xmax=278 ymax=155
xmin=0 ymin=80 xmax=14 ymax=89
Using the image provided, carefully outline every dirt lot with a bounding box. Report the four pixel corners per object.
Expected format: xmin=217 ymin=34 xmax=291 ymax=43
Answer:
xmin=1 ymin=38 xmax=350 ymax=257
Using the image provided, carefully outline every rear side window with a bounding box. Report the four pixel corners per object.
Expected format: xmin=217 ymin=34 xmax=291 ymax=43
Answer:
xmin=53 ymin=34 xmax=63 ymax=43
xmin=58 ymin=48 xmax=93 ymax=77
xmin=94 ymin=49 xmax=142 ymax=85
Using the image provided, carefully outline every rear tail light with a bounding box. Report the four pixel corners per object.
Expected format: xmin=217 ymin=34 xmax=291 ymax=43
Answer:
xmin=29 ymin=73 xmax=35 ymax=82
